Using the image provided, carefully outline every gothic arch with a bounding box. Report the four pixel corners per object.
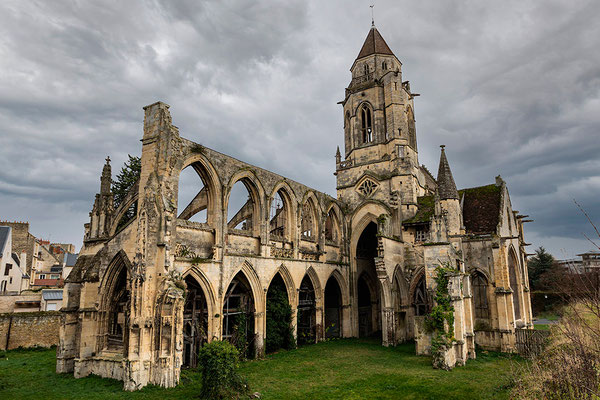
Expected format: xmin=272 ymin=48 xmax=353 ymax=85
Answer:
xmin=392 ymin=264 xmax=410 ymax=306
xmin=325 ymin=203 xmax=343 ymax=245
xmin=300 ymin=192 xmax=320 ymax=242
xmin=182 ymin=266 xmax=218 ymax=329
xmin=268 ymin=181 xmax=297 ymax=242
xmin=508 ymin=245 xmax=523 ymax=321
xmin=304 ymin=266 xmax=322 ymax=300
xmin=176 ymin=153 xmax=223 ymax=225
xmin=326 ymin=269 xmax=350 ymax=306
xmin=224 ymin=261 xmax=265 ymax=310
xmin=109 ymin=181 xmax=139 ymax=236
xmin=97 ymin=251 xmax=132 ymax=353
xmin=224 ymin=170 xmax=265 ymax=236
xmin=266 ymin=264 xmax=297 ymax=308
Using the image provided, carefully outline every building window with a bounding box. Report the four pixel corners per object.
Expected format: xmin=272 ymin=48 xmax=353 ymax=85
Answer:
xmin=472 ymin=272 xmax=489 ymax=320
xmin=363 ymin=64 xmax=369 ymax=75
xmin=0 ymin=281 xmax=6 ymax=292
xmin=361 ymin=104 xmax=373 ymax=143
xmin=4 ymin=263 xmax=11 ymax=275
xmin=396 ymin=145 xmax=405 ymax=159
xmin=382 ymin=61 xmax=388 ymax=70
xmin=39 ymin=274 xmax=46 ymax=280
xmin=415 ymin=227 xmax=429 ymax=242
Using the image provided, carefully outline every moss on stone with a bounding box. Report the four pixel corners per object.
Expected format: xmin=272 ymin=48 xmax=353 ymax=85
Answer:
xmin=403 ymin=195 xmax=435 ymax=224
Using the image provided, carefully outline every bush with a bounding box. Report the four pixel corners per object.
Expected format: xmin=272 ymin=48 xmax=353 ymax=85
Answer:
xmin=198 ymin=340 xmax=248 ymax=399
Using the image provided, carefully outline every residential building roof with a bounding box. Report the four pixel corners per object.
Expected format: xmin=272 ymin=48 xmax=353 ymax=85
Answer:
xmin=11 ymin=252 xmax=20 ymax=266
xmin=33 ymin=278 xmax=63 ymax=287
xmin=42 ymin=289 xmax=63 ymax=301
xmin=0 ymin=226 xmax=10 ymax=254
xmin=65 ymin=253 xmax=78 ymax=267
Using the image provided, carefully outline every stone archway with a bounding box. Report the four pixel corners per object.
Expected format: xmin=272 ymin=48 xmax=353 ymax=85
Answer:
xmin=297 ymin=274 xmax=317 ymax=345
xmin=355 ymin=222 xmax=382 ymax=338
xmin=324 ymin=276 xmax=343 ymax=338
xmin=182 ymin=275 xmax=209 ymax=368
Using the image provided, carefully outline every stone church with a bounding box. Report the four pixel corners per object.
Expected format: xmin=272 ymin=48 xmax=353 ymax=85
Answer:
xmin=57 ymin=24 xmax=533 ymax=390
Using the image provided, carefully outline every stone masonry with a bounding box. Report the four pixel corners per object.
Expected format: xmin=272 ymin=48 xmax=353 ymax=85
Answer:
xmin=57 ymin=24 xmax=533 ymax=390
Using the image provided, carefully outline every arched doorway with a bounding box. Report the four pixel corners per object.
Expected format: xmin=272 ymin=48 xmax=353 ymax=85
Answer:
xmin=297 ymin=275 xmax=316 ymax=345
xmin=106 ymin=266 xmax=129 ymax=351
xmin=356 ymin=222 xmax=381 ymax=338
xmin=182 ymin=275 xmax=209 ymax=368
xmin=223 ymin=272 xmax=256 ymax=358
xmin=265 ymin=273 xmax=293 ymax=353
xmin=324 ymin=276 xmax=343 ymax=338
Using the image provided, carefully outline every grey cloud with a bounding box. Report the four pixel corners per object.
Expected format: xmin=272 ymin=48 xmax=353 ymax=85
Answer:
xmin=0 ymin=0 xmax=599 ymax=257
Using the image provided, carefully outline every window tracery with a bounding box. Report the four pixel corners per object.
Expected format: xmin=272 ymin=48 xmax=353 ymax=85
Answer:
xmin=357 ymin=178 xmax=378 ymax=197
xmin=361 ymin=104 xmax=373 ymax=143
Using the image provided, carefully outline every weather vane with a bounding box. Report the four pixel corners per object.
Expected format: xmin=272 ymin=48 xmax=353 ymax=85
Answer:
xmin=370 ymin=4 xmax=375 ymax=27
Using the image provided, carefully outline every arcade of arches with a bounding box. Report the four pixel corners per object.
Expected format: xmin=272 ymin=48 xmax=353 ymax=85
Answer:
xmin=59 ymin=23 xmax=532 ymax=391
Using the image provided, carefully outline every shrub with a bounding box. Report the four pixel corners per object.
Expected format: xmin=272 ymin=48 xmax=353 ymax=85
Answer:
xmin=198 ymin=340 xmax=248 ymax=399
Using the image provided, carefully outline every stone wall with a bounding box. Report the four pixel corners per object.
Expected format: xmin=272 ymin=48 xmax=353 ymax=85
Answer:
xmin=0 ymin=293 xmax=42 ymax=313
xmin=0 ymin=311 xmax=62 ymax=350
xmin=0 ymin=221 xmax=35 ymax=274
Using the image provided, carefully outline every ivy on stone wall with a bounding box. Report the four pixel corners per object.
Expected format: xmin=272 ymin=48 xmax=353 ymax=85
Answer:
xmin=265 ymin=282 xmax=296 ymax=354
xmin=425 ymin=263 xmax=455 ymax=369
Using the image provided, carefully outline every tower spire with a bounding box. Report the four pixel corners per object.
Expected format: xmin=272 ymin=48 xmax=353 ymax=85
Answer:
xmin=437 ymin=145 xmax=458 ymax=200
xmin=370 ymin=4 xmax=375 ymax=27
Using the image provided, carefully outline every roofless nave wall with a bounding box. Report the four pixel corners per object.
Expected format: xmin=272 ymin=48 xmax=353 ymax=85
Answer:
xmin=57 ymin=24 xmax=533 ymax=390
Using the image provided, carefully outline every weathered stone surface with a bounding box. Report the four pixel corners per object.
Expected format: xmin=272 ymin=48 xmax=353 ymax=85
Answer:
xmin=57 ymin=24 xmax=532 ymax=390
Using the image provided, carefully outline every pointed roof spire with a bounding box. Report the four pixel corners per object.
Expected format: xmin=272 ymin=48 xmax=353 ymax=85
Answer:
xmin=437 ymin=145 xmax=459 ymax=200
xmin=356 ymin=25 xmax=395 ymax=60
xmin=100 ymin=156 xmax=112 ymax=194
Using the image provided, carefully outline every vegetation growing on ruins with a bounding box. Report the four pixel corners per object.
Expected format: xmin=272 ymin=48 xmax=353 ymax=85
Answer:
xmin=425 ymin=264 xmax=456 ymax=369
xmin=0 ymin=339 xmax=517 ymax=399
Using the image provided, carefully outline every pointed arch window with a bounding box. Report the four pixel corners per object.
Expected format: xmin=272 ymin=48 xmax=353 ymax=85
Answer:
xmin=363 ymin=64 xmax=369 ymax=75
xmin=413 ymin=275 xmax=429 ymax=316
xmin=361 ymin=104 xmax=373 ymax=143
xmin=472 ymin=272 xmax=489 ymax=320
xmin=301 ymin=201 xmax=316 ymax=241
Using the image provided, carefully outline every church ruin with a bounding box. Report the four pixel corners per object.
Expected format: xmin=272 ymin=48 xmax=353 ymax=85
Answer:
xmin=57 ymin=24 xmax=533 ymax=390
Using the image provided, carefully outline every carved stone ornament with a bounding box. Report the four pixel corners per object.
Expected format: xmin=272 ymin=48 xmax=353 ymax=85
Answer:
xmin=357 ymin=178 xmax=378 ymax=197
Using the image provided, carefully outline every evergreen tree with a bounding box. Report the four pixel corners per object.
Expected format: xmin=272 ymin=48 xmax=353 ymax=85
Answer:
xmin=112 ymin=155 xmax=141 ymax=208
xmin=112 ymin=155 xmax=141 ymax=228
xmin=527 ymin=247 xmax=555 ymax=291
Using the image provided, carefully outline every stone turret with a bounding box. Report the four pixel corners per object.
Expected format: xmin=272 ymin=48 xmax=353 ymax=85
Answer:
xmin=436 ymin=146 xmax=461 ymax=236
xmin=86 ymin=157 xmax=114 ymax=241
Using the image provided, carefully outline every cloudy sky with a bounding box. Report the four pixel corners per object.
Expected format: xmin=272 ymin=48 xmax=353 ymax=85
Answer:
xmin=1 ymin=0 xmax=599 ymax=258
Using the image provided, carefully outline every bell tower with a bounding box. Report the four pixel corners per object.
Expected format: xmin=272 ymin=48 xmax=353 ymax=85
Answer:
xmin=336 ymin=24 xmax=429 ymax=218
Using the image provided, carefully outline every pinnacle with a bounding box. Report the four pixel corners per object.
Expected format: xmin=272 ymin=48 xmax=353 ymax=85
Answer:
xmin=437 ymin=146 xmax=459 ymax=200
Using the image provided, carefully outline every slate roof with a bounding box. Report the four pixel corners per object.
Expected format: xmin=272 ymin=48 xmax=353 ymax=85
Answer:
xmin=42 ymin=290 xmax=63 ymax=301
xmin=0 ymin=226 xmax=10 ymax=254
xmin=356 ymin=27 xmax=395 ymax=60
xmin=65 ymin=253 xmax=78 ymax=267
xmin=459 ymin=184 xmax=502 ymax=235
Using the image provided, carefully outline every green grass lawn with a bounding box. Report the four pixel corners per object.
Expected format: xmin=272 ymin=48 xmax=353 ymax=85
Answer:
xmin=0 ymin=339 xmax=518 ymax=400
